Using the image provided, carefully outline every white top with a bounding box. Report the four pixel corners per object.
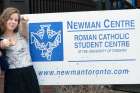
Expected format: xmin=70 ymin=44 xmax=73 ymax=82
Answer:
xmin=4 ymin=32 xmax=32 ymax=69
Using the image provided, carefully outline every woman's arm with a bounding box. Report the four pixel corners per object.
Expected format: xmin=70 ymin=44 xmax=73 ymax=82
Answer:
xmin=19 ymin=16 xmax=29 ymax=40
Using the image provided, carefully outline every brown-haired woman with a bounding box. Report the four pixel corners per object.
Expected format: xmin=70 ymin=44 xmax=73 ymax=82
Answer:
xmin=0 ymin=7 xmax=40 ymax=93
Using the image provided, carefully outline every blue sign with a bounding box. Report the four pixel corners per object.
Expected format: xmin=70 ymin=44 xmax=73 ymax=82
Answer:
xmin=29 ymin=22 xmax=63 ymax=62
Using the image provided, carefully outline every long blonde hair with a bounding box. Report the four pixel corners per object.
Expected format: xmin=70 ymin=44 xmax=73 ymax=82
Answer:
xmin=0 ymin=7 xmax=20 ymax=35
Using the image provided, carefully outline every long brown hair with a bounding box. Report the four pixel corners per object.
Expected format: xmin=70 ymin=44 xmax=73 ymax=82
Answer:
xmin=0 ymin=7 xmax=20 ymax=35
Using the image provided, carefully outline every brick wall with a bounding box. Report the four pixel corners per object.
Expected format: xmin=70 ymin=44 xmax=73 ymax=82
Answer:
xmin=0 ymin=72 xmax=4 ymax=93
xmin=137 ymin=0 xmax=140 ymax=7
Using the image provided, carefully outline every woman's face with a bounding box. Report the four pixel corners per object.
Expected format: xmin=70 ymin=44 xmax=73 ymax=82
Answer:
xmin=5 ymin=13 xmax=19 ymax=32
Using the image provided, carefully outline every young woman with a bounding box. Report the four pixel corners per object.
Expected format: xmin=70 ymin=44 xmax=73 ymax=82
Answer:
xmin=0 ymin=7 xmax=41 ymax=93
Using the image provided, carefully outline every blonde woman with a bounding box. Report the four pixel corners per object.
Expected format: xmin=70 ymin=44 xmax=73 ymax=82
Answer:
xmin=0 ymin=7 xmax=40 ymax=93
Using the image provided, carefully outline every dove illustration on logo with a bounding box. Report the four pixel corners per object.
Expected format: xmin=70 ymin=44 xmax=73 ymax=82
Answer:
xmin=29 ymin=22 xmax=63 ymax=62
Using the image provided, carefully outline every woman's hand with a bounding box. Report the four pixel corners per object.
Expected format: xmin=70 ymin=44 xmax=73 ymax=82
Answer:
xmin=20 ymin=16 xmax=29 ymax=24
xmin=0 ymin=39 xmax=10 ymax=48
xmin=9 ymin=38 xmax=16 ymax=46
xmin=0 ymin=38 xmax=16 ymax=48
